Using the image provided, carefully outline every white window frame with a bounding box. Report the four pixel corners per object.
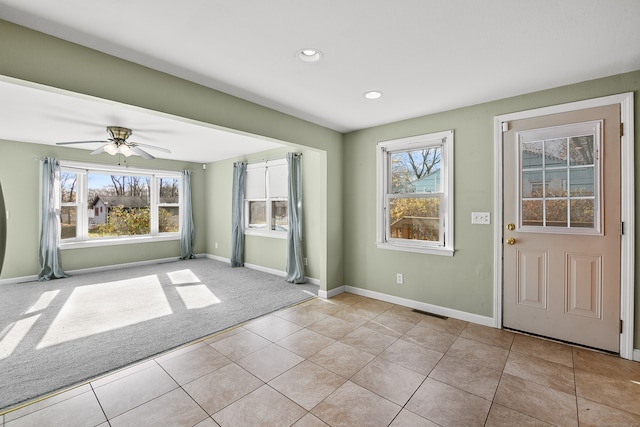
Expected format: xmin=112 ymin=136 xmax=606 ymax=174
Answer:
xmin=376 ymin=130 xmax=454 ymax=256
xmin=59 ymin=161 xmax=182 ymax=249
xmin=244 ymin=158 xmax=288 ymax=239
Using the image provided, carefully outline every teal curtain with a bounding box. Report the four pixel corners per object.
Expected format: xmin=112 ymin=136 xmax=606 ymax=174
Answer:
xmin=285 ymin=153 xmax=306 ymax=283
xmin=38 ymin=157 xmax=68 ymax=281
xmin=230 ymin=161 xmax=246 ymax=267
xmin=179 ymin=170 xmax=195 ymax=259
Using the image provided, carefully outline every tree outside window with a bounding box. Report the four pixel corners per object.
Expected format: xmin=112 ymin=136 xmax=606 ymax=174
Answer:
xmin=377 ymin=130 xmax=454 ymax=255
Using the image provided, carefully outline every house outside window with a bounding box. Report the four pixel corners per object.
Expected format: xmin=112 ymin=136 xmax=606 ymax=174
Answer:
xmin=59 ymin=162 xmax=181 ymax=248
xmin=244 ymin=159 xmax=288 ymax=237
xmin=376 ymin=130 xmax=454 ymax=256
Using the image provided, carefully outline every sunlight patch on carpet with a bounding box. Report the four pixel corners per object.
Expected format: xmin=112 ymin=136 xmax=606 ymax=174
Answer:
xmin=36 ymin=275 xmax=172 ymax=349
xmin=24 ymin=290 xmax=60 ymax=314
xmin=167 ymin=269 xmax=200 ymax=285
xmin=175 ymin=285 xmax=221 ymax=309
xmin=0 ymin=315 xmax=41 ymax=360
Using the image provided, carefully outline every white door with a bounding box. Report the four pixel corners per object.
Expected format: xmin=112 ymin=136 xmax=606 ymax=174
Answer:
xmin=503 ymin=104 xmax=621 ymax=352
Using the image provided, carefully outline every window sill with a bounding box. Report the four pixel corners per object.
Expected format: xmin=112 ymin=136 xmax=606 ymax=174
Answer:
xmin=60 ymin=234 xmax=180 ymax=250
xmin=376 ymin=241 xmax=454 ymax=256
xmin=244 ymin=229 xmax=287 ymax=240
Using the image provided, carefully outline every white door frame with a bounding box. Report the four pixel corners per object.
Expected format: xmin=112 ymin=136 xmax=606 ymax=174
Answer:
xmin=493 ymin=93 xmax=635 ymax=360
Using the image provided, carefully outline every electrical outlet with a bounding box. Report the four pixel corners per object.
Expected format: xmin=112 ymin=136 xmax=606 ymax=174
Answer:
xmin=214 ymin=242 xmax=218 ymax=249
xmin=396 ymin=273 xmax=403 ymax=284
xmin=471 ymin=212 xmax=491 ymax=225
xmin=303 ymin=257 xmax=308 ymax=266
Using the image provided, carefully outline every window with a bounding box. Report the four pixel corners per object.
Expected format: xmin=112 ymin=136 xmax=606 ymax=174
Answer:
xmin=519 ymin=121 xmax=601 ymax=233
xmin=376 ymin=130 xmax=454 ymax=255
xmin=244 ymin=159 xmax=288 ymax=237
xmin=59 ymin=162 xmax=181 ymax=247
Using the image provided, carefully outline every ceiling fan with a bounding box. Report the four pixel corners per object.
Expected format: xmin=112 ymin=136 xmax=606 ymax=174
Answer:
xmin=56 ymin=126 xmax=171 ymax=159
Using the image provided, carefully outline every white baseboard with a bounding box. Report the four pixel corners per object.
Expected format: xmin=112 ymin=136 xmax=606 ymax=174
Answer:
xmin=343 ymin=285 xmax=495 ymax=327
xmin=634 ymin=349 xmax=640 ymax=362
xmin=207 ymin=254 xmax=320 ymax=288
xmin=0 ymin=274 xmax=38 ymax=285
xmin=318 ymin=285 xmax=345 ymax=299
xmin=0 ymin=254 xmax=204 ymax=285
xmin=205 ymin=254 xmax=230 ymax=263
xmin=65 ymin=255 xmax=193 ymax=276
xmin=244 ymin=262 xmax=286 ymax=278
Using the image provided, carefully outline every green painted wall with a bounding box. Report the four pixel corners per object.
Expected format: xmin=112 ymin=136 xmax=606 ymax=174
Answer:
xmin=206 ymin=145 xmax=325 ymax=280
xmin=343 ymin=70 xmax=640 ymax=345
xmin=0 ymin=139 xmax=205 ymax=277
xmin=0 ymin=19 xmax=343 ymax=290
xmin=0 ymin=18 xmax=638 ymax=349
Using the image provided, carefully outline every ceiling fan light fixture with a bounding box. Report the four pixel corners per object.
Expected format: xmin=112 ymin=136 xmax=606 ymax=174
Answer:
xmin=107 ymin=126 xmax=132 ymax=141
xmin=104 ymin=142 xmax=118 ymax=155
xmin=298 ymin=48 xmax=322 ymax=62
xmin=119 ymin=144 xmax=133 ymax=157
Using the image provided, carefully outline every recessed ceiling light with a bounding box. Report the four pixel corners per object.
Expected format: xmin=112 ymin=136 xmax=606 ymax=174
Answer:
xmin=364 ymin=91 xmax=382 ymax=100
xmin=298 ymin=48 xmax=323 ymax=63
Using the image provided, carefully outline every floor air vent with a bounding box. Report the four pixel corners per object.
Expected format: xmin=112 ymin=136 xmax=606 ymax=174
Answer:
xmin=411 ymin=309 xmax=448 ymax=320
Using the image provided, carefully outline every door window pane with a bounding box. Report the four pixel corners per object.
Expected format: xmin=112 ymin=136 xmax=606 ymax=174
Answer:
xmin=522 ymin=200 xmax=543 ymax=226
xmin=522 ymin=141 xmax=543 ymax=169
xmin=545 ymin=169 xmax=567 ymax=197
xmin=569 ymin=135 xmax=595 ymax=166
xmin=570 ymin=167 xmax=595 ymax=196
xmin=522 ymin=171 xmax=543 ymax=197
xmin=544 ymin=138 xmax=568 ymax=167
xmin=570 ymin=199 xmax=594 ymax=228
xmin=546 ymin=200 xmax=567 ymax=227
xmin=518 ymin=121 xmax=600 ymax=233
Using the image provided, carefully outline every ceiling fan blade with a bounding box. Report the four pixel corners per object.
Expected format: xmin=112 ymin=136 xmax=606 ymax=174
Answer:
xmin=130 ymin=145 xmax=155 ymax=160
xmin=56 ymin=140 xmax=107 ymax=146
xmin=89 ymin=145 xmax=107 ymax=155
xmin=133 ymin=142 xmax=171 ymax=153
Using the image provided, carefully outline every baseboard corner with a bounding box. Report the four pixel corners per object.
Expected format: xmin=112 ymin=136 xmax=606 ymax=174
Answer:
xmin=319 ymin=286 xmax=345 ymax=299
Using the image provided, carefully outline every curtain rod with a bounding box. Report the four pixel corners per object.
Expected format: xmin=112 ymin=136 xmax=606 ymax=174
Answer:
xmin=246 ymin=152 xmax=302 ymax=164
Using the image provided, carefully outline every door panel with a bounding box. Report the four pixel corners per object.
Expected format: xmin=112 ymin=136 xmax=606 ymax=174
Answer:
xmin=566 ymin=253 xmax=601 ymax=318
xmin=517 ymin=249 xmax=547 ymax=308
xmin=503 ymin=105 xmax=621 ymax=352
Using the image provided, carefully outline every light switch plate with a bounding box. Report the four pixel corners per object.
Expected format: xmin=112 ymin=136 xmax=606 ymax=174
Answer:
xmin=471 ymin=212 xmax=490 ymax=224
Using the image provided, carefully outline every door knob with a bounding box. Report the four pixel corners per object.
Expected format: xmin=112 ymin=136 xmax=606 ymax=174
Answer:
xmin=507 ymin=223 xmax=515 ymax=231
xmin=506 ymin=237 xmax=516 ymax=245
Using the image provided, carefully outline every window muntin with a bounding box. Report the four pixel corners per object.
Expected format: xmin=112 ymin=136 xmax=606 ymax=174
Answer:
xmin=244 ymin=159 xmax=288 ymax=236
xmin=59 ymin=162 xmax=181 ymax=246
xmin=518 ymin=121 xmax=601 ymax=234
xmin=377 ymin=130 xmax=454 ymax=255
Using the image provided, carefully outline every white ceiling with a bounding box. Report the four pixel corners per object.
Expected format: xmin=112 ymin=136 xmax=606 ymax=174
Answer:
xmin=0 ymin=77 xmax=285 ymax=163
xmin=1 ymin=0 xmax=639 ymax=161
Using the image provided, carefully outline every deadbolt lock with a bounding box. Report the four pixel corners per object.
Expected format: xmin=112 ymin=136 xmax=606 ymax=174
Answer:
xmin=507 ymin=223 xmax=515 ymax=231
xmin=506 ymin=237 xmax=516 ymax=245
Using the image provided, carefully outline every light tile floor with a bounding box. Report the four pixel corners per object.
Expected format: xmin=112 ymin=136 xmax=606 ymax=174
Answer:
xmin=2 ymin=293 xmax=640 ymax=426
